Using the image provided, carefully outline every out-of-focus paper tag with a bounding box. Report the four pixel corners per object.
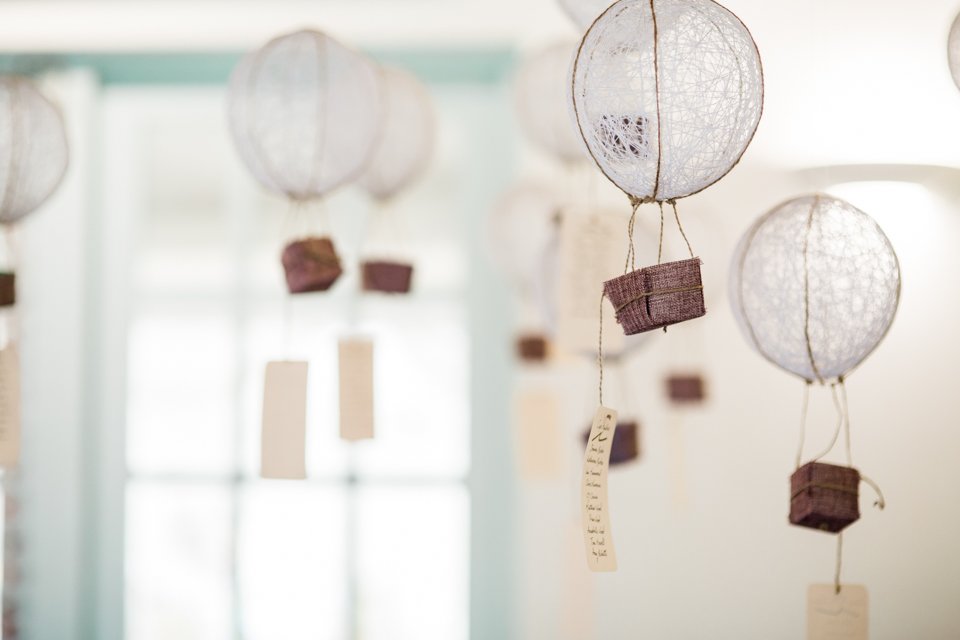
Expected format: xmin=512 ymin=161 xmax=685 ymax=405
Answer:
xmin=260 ymin=361 xmax=308 ymax=479
xmin=557 ymin=211 xmax=624 ymax=355
xmin=581 ymin=405 xmax=618 ymax=572
xmin=514 ymin=388 xmax=563 ymax=479
xmin=807 ymin=584 xmax=868 ymax=640
xmin=339 ymin=338 xmax=374 ymax=441
xmin=0 ymin=347 xmax=20 ymax=468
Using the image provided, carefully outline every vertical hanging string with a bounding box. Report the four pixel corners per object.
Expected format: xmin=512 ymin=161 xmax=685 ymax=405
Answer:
xmin=834 ymin=532 xmax=843 ymax=594
xmin=802 ymin=196 xmax=825 ymax=384
xmin=794 ymin=380 xmax=812 ymax=469
xmin=669 ymin=200 xmax=695 ymax=259
xmin=811 ymin=383 xmax=844 ymax=462
xmin=839 ymin=376 xmax=852 ymax=466
xmin=657 ymin=202 xmax=665 ymax=264
xmin=598 ymin=291 xmax=605 ymax=406
xmin=624 ymin=199 xmax=640 ymax=274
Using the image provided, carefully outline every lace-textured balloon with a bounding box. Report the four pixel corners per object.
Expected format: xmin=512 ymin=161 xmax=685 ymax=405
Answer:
xmin=228 ymin=29 xmax=382 ymax=201
xmin=571 ymin=0 xmax=763 ymax=202
xmin=730 ymin=194 xmax=901 ymax=383
xmin=0 ymin=76 xmax=69 ymax=224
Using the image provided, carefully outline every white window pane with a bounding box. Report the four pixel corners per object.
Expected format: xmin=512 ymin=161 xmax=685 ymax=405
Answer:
xmin=357 ymin=485 xmax=469 ymax=640
xmin=127 ymin=307 xmax=236 ymax=475
xmin=126 ymin=482 xmax=232 ymax=640
xmin=352 ymin=302 xmax=469 ymax=479
xmin=238 ymin=482 xmax=348 ymax=640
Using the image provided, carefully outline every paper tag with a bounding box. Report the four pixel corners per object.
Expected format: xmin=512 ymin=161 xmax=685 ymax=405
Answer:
xmin=339 ymin=338 xmax=374 ymax=441
xmin=514 ymin=388 xmax=563 ymax=479
xmin=0 ymin=347 xmax=20 ymax=468
xmin=556 ymin=211 xmax=625 ymax=354
xmin=807 ymin=584 xmax=868 ymax=640
xmin=581 ymin=405 xmax=618 ymax=572
xmin=260 ymin=361 xmax=308 ymax=479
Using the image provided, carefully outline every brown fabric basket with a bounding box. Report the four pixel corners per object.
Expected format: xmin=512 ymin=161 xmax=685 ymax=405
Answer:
xmin=0 ymin=273 xmax=14 ymax=307
xmin=515 ymin=334 xmax=548 ymax=362
xmin=281 ymin=237 xmax=343 ymax=294
xmin=666 ymin=373 xmax=706 ymax=404
xmin=790 ymin=461 xmax=860 ymax=533
xmin=603 ymin=258 xmax=705 ymax=335
xmin=581 ymin=420 xmax=640 ymax=466
xmin=361 ymin=260 xmax=413 ymax=294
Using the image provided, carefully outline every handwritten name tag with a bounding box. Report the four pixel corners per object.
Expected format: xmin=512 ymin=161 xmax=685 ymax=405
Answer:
xmin=339 ymin=338 xmax=374 ymax=441
xmin=581 ymin=405 xmax=618 ymax=572
xmin=0 ymin=347 xmax=20 ymax=468
xmin=260 ymin=361 xmax=308 ymax=479
xmin=807 ymin=584 xmax=868 ymax=640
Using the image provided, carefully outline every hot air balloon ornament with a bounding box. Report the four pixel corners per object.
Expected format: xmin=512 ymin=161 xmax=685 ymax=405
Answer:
xmin=356 ymin=66 xmax=436 ymax=295
xmin=730 ymin=194 xmax=899 ymax=591
xmin=228 ymin=29 xmax=383 ymax=294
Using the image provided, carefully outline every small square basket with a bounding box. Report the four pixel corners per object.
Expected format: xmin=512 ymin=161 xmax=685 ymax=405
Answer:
xmin=281 ymin=237 xmax=343 ymax=294
xmin=0 ymin=273 xmax=14 ymax=307
xmin=789 ymin=461 xmax=860 ymax=533
xmin=515 ymin=334 xmax=548 ymax=362
xmin=603 ymin=258 xmax=705 ymax=335
xmin=361 ymin=260 xmax=414 ymax=294
xmin=666 ymin=373 xmax=707 ymax=404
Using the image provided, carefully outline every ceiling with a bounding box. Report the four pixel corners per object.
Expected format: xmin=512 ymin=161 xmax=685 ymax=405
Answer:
xmin=0 ymin=0 xmax=958 ymax=169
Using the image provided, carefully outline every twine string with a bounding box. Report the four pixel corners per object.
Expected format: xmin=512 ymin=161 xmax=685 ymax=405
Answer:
xmin=613 ymin=285 xmax=703 ymax=313
xmin=839 ymin=377 xmax=852 ymax=466
xmin=624 ymin=200 xmax=641 ymax=274
xmin=794 ymin=380 xmax=812 ymax=469
xmin=598 ymin=291 xmax=605 ymax=406
xmin=811 ymin=382 xmax=844 ymax=463
xmin=834 ymin=532 xmax=843 ymax=594
xmin=802 ymin=195 xmax=825 ymax=384
xmin=657 ymin=201 xmax=665 ymax=265
xmin=670 ymin=200 xmax=695 ymax=259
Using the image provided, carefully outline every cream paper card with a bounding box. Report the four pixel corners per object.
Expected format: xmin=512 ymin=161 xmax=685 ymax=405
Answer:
xmin=807 ymin=584 xmax=868 ymax=640
xmin=0 ymin=347 xmax=20 ymax=468
xmin=339 ymin=338 xmax=374 ymax=441
xmin=556 ymin=211 xmax=625 ymax=355
xmin=260 ymin=361 xmax=308 ymax=479
xmin=581 ymin=405 xmax=618 ymax=572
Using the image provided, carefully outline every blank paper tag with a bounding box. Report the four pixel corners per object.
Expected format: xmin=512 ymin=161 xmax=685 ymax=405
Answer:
xmin=0 ymin=347 xmax=20 ymax=468
xmin=260 ymin=361 xmax=308 ymax=479
xmin=514 ymin=388 xmax=563 ymax=479
xmin=339 ymin=338 xmax=374 ymax=441
xmin=807 ymin=584 xmax=868 ymax=640
xmin=556 ymin=211 xmax=625 ymax=354
xmin=581 ymin=405 xmax=618 ymax=572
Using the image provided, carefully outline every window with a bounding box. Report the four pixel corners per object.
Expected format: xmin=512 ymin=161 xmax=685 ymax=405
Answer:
xmin=109 ymin=86 xmax=471 ymax=640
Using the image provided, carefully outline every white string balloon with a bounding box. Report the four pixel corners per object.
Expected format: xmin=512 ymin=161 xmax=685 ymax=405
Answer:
xmin=227 ymin=29 xmax=382 ymax=201
xmin=948 ymin=11 xmax=960 ymax=91
xmin=730 ymin=194 xmax=901 ymax=383
xmin=357 ymin=66 xmax=436 ymax=201
xmin=571 ymin=0 xmax=763 ymax=203
xmin=512 ymin=42 xmax=587 ymax=165
xmin=0 ymin=76 xmax=69 ymax=224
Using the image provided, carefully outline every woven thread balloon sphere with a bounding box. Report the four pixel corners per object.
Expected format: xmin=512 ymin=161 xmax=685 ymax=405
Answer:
xmin=730 ymin=194 xmax=901 ymax=383
xmin=0 ymin=76 xmax=69 ymax=224
xmin=948 ymin=11 xmax=960 ymax=90
xmin=227 ymin=29 xmax=382 ymax=201
xmin=571 ymin=0 xmax=763 ymax=202
xmin=357 ymin=66 xmax=435 ymax=201
xmin=512 ymin=42 xmax=586 ymax=164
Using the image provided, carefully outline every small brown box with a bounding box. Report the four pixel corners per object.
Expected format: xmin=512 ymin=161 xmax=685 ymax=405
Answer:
xmin=790 ymin=461 xmax=860 ymax=533
xmin=281 ymin=237 xmax=343 ymax=294
xmin=581 ymin=420 xmax=640 ymax=466
xmin=666 ymin=374 xmax=706 ymax=404
xmin=516 ymin=334 xmax=548 ymax=362
xmin=0 ymin=273 xmax=13 ymax=307
xmin=361 ymin=260 xmax=413 ymax=294
xmin=603 ymin=258 xmax=705 ymax=335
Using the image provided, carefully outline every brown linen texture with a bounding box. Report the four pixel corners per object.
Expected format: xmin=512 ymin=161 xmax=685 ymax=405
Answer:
xmin=790 ymin=461 xmax=860 ymax=533
xmin=282 ymin=237 xmax=343 ymax=294
xmin=361 ymin=261 xmax=414 ymax=294
xmin=666 ymin=374 xmax=706 ymax=403
xmin=0 ymin=273 xmax=14 ymax=307
xmin=603 ymin=258 xmax=706 ymax=334
xmin=515 ymin=334 xmax=548 ymax=362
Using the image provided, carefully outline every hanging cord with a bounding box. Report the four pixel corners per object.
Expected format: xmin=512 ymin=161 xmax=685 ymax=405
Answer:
xmin=810 ymin=382 xmax=844 ymax=462
xmin=839 ymin=378 xmax=853 ymax=466
xmin=657 ymin=202 xmax=665 ymax=264
xmin=669 ymin=200 xmax=695 ymax=259
xmin=598 ymin=291 xmax=605 ymax=406
xmin=624 ymin=200 xmax=641 ymax=274
xmin=794 ymin=380 xmax=812 ymax=469
xmin=834 ymin=532 xmax=844 ymax=594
